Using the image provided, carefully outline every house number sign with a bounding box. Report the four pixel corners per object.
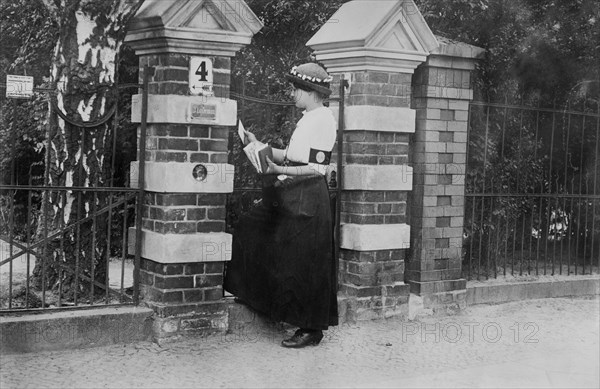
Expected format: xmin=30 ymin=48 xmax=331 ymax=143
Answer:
xmin=189 ymin=57 xmax=214 ymax=96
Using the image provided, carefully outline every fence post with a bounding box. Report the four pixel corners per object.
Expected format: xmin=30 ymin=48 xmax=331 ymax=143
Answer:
xmin=407 ymin=38 xmax=484 ymax=312
xmin=308 ymin=0 xmax=438 ymax=321
xmin=125 ymin=0 xmax=262 ymax=339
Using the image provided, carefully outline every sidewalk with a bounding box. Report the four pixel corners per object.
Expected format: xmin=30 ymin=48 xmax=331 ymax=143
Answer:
xmin=1 ymin=296 xmax=599 ymax=388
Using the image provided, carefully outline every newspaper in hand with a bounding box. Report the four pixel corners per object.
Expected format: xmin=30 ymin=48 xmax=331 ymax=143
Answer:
xmin=243 ymin=141 xmax=273 ymax=173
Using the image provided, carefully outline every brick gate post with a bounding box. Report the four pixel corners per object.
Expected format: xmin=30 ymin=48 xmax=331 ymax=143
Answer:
xmin=407 ymin=37 xmax=484 ymax=313
xmin=125 ymin=0 xmax=262 ymax=338
xmin=308 ymin=0 xmax=438 ymax=321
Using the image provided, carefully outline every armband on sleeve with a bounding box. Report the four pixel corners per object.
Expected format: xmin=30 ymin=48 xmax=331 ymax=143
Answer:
xmin=308 ymin=148 xmax=332 ymax=165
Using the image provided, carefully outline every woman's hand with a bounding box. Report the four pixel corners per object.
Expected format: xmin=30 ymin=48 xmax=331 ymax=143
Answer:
xmin=244 ymin=130 xmax=258 ymax=145
xmin=263 ymin=156 xmax=279 ymax=175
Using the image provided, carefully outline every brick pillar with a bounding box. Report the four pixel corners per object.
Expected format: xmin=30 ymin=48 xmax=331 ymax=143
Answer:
xmin=328 ymin=72 xmax=414 ymax=320
xmin=407 ymin=38 xmax=484 ymax=312
xmin=125 ymin=0 xmax=262 ymax=338
xmin=308 ymin=0 xmax=439 ymax=321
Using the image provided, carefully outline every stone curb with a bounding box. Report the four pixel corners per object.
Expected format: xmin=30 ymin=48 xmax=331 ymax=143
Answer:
xmin=467 ymin=275 xmax=600 ymax=306
xmin=0 ymin=306 xmax=154 ymax=354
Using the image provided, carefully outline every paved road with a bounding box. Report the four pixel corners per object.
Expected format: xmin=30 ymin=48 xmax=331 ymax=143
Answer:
xmin=1 ymin=296 xmax=599 ymax=388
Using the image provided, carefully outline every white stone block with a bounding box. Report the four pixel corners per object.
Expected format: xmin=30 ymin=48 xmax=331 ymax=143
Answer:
xmin=131 ymin=94 xmax=237 ymax=126
xmin=340 ymin=223 xmax=411 ymax=251
xmin=343 ymin=165 xmax=412 ymax=191
xmin=128 ymin=228 xmax=231 ymax=263
xmin=329 ymin=106 xmax=416 ymax=133
xmin=130 ymin=161 xmax=234 ymax=193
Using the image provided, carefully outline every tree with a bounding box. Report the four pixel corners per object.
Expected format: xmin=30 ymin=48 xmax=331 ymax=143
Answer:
xmin=29 ymin=0 xmax=143 ymax=301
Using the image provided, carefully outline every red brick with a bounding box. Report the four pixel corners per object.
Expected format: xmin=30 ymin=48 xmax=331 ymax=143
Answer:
xmin=164 ymin=208 xmax=186 ymax=221
xmin=184 ymin=263 xmax=205 ymax=275
xmin=197 ymin=221 xmax=226 ymax=232
xmin=183 ymin=289 xmax=204 ymax=303
xmin=384 ymin=215 xmax=406 ymax=223
xmin=346 ymin=214 xmax=385 ymax=224
xmin=190 ymin=153 xmax=209 ymax=163
xmin=212 ymin=71 xmax=230 ymax=86
xmin=140 ymin=270 xmax=154 ymax=286
xmin=159 ymin=138 xmax=198 ymax=151
xmin=197 ymin=194 xmax=226 ymax=205
xmin=205 ymin=262 xmax=224 ymax=274
xmin=437 ymin=196 xmax=452 ymax=206
xmin=438 ymin=153 xmax=453 ymax=163
xmin=367 ymin=72 xmax=389 ymax=83
xmin=157 ymin=54 xmax=188 ymax=67
xmin=346 ymin=155 xmax=378 ymax=164
xmin=379 ymin=156 xmax=395 ymax=165
xmin=435 ymin=238 xmax=450 ymax=248
xmin=210 ymin=127 xmax=230 ymax=139
xmin=194 ymin=274 xmax=223 ymax=288
xmin=156 ymin=194 xmax=197 ymax=206
xmin=203 ymin=287 xmax=223 ymax=301
xmin=438 ymin=174 xmax=453 ymax=185
xmin=344 ymin=131 xmax=379 ymax=142
xmin=207 ymin=207 xmax=226 ymax=220
xmin=155 ymin=151 xmax=188 ymax=162
xmin=163 ymin=222 xmax=197 ymax=234
xmin=342 ymin=202 xmax=377 ymax=214
xmin=200 ymin=139 xmax=228 ymax=152
xmin=436 ymin=216 xmax=451 ymax=227
xmin=187 ymin=208 xmax=207 ymax=221
xmin=142 ymin=219 xmax=154 ymax=231
xmin=155 ymin=275 xmax=194 ymax=289
xmin=210 ymin=153 xmax=229 ymax=163
xmin=157 ymin=82 xmax=188 ymax=95
xmin=161 ymin=68 xmax=188 ymax=82
xmin=212 ymin=57 xmax=230 ymax=70
xmin=439 ymin=132 xmax=454 ymax=142
xmin=190 ymin=126 xmax=210 ymax=138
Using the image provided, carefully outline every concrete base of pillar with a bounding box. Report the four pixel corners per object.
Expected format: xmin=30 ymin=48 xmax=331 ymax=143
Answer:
xmin=337 ymin=283 xmax=410 ymax=323
xmin=407 ymin=279 xmax=467 ymax=314
xmin=148 ymin=300 xmax=229 ymax=340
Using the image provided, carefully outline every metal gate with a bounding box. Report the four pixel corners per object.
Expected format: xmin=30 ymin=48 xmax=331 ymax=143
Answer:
xmin=464 ymin=97 xmax=600 ymax=280
xmin=0 ymin=68 xmax=150 ymax=312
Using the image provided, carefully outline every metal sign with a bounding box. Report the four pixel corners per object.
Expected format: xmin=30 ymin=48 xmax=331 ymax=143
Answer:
xmin=6 ymin=75 xmax=34 ymax=99
xmin=189 ymin=57 xmax=214 ymax=96
xmin=189 ymin=103 xmax=217 ymax=122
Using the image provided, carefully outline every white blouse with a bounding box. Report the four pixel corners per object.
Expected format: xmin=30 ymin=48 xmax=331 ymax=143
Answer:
xmin=285 ymin=106 xmax=337 ymax=175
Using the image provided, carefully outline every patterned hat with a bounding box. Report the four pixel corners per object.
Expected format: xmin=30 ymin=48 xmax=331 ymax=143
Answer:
xmin=284 ymin=63 xmax=333 ymax=96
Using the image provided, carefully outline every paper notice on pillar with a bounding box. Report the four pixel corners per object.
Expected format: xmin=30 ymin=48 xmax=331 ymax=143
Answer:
xmin=188 ymin=102 xmax=217 ymax=123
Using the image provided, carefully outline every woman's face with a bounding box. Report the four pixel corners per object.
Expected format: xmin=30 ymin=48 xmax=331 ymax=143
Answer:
xmin=289 ymin=85 xmax=310 ymax=109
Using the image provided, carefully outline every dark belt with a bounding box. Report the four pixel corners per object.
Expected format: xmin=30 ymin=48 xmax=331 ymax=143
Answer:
xmin=283 ymin=159 xmax=308 ymax=167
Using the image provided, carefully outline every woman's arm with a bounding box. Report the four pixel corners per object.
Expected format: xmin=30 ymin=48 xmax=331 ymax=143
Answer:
xmin=271 ymin=147 xmax=286 ymax=164
xmin=264 ymin=157 xmax=321 ymax=177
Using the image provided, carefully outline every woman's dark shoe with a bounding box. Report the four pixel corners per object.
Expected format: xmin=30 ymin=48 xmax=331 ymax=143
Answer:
xmin=281 ymin=329 xmax=323 ymax=348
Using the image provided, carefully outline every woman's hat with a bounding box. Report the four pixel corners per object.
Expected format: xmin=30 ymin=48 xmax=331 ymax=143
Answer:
xmin=284 ymin=63 xmax=333 ymax=96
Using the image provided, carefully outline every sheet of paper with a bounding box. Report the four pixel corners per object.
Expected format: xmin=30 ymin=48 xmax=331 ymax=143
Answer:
xmin=238 ymin=120 xmax=246 ymax=144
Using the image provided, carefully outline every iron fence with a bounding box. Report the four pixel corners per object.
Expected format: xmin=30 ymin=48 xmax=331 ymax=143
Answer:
xmin=0 ymin=69 xmax=148 ymax=312
xmin=464 ymin=98 xmax=600 ymax=280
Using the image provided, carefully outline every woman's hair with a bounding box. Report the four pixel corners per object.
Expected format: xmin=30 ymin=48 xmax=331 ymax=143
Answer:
xmin=292 ymin=81 xmax=328 ymax=102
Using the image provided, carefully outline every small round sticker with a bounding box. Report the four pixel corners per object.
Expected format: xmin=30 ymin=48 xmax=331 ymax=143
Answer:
xmin=316 ymin=151 xmax=325 ymax=163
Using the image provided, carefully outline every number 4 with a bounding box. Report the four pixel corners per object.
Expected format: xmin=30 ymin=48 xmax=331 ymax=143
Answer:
xmin=196 ymin=61 xmax=208 ymax=81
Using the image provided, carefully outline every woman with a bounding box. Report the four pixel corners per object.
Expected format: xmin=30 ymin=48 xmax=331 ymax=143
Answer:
xmin=224 ymin=63 xmax=338 ymax=348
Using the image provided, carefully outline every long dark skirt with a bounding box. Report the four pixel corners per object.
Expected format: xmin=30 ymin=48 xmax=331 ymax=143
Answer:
xmin=224 ymin=175 xmax=338 ymax=330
